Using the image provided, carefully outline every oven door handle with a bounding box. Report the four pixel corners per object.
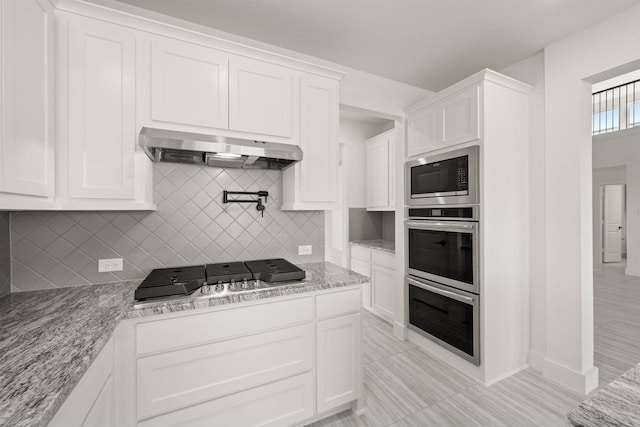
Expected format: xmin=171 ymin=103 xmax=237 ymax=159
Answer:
xmin=406 ymin=221 xmax=476 ymax=231
xmin=408 ymin=277 xmax=475 ymax=304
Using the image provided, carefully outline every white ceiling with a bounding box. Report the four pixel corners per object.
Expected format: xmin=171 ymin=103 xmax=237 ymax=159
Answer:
xmin=115 ymin=0 xmax=640 ymax=91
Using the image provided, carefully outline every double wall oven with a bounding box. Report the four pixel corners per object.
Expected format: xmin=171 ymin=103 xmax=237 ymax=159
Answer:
xmin=405 ymin=146 xmax=481 ymax=365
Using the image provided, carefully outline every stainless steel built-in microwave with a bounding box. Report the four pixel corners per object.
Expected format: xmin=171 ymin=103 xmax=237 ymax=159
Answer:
xmin=406 ymin=145 xmax=479 ymax=206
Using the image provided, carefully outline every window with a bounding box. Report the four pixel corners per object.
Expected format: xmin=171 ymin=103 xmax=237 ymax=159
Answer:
xmin=628 ymin=102 xmax=640 ymax=128
xmin=592 ymin=79 xmax=640 ymax=135
xmin=593 ymin=108 xmax=619 ymax=134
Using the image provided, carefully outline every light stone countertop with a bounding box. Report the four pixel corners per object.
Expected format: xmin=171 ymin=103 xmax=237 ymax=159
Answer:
xmin=568 ymin=364 xmax=640 ymax=427
xmin=350 ymin=239 xmax=396 ymax=254
xmin=0 ymin=262 xmax=367 ymax=427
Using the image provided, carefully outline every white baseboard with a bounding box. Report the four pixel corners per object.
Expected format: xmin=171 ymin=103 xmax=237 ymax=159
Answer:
xmin=543 ymin=358 xmax=599 ymax=395
xmin=625 ymin=266 xmax=640 ymax=277
xmin=393 ymin=321 xmax=407 ymax=340
xmin=484 ymin=364 xmax=528 ymax=387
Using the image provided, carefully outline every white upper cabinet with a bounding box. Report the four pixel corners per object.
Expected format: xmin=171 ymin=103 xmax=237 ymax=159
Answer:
xmin=282 ymin=75 xmax=339 ymax=210
xmin=65 ymin=15 xmax=137 ymax=200
xmin=0 ymin=0 xmax=54 ymax=202
xmin=407 ymin=104 xmax=438 ymax=157
xmin=440 ymin=85 xmax=480 ymax=147
xmin=406 ymin=83 xmax=480 ymax=157
xmin=366 ymin=136 xmax=389 ymax=209
xmin=57 ymin=12 xmax=153 ymax=209
xmin=229 ymin=55 xmax=298 ymax=142
xmin=149 ymin=36 xmax=229 ymax=130
xmin=366 ymin=128 xmax=396 ymax=211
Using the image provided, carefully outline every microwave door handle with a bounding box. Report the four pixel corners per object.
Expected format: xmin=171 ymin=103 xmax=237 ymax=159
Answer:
xmin=406 ymin=221 xmax=475 ymax=231
xmin=408 ymin=277 xmax=475 ymax=303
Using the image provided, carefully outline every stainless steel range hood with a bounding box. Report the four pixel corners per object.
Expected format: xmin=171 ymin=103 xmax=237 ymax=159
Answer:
xmin=139 ymin=127 xmax=302 ymax=170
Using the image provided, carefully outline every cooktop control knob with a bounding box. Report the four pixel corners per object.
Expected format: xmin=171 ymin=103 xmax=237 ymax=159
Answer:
xmin=241 ymin=278 xmax=250 ymax=289
xmin=214 ymin=281 xmax=224 ymax=293
xmin=201 ymin=282 xmax=211 ymax=294
xmin=228 ymin=280 xmax=237 ymax=291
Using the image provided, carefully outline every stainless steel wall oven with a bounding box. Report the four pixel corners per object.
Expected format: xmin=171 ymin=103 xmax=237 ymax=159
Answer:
xmin=405 ymin=147 xmax=481 ymax=366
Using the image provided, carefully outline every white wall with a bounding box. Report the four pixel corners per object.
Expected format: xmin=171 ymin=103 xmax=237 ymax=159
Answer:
xmin=593 ymin=128 xmax=640 ymax=273
xmin=500 ymin=51 xmax=547 ymax=373
xmin=540 ymin=2 xmax=640 ymax=394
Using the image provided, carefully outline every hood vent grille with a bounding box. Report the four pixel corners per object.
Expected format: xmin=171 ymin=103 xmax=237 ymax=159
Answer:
xmin=139 ymin=127 xmax=302 ymax=170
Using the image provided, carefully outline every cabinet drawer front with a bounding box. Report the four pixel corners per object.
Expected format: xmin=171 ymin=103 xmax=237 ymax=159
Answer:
xmin=372 ymin=250 xmax=395 ymax=269
xmin=136 ymin=297 xmax=313 ymax=355
xmin=350 ymin=245 xmax=371 ymax=262
xmin=316 ymin=288 xmax=361 ymax=319
xmin=350 ymin=258 xmax=370 ymax=278
xmin=138 ymin=372 xmax=314 ymax=427
xmin=137 ymin=324 xmax=313 ymax=419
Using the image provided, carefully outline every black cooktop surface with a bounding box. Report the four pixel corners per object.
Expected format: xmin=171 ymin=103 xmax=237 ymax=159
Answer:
xmin=135 ymin=258 xmax=305 ymax=301
xmin=244 ymin=258 xmax=305 ymax=282
xmin=134 ymin=265 xmax=205 ymax=300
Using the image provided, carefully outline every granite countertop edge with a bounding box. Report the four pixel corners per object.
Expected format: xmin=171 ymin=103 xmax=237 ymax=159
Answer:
xmin=349 ymin=239 xmax=396 ymax=254
xmin=0 ymin=261 xmax=366 ymax=427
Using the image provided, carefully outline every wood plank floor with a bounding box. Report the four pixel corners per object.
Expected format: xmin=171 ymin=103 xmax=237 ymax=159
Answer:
xmin=308 ymin=265 xmax=640 ymax=427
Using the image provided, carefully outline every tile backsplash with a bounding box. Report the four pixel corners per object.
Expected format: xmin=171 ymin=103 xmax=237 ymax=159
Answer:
xmin=10 ymin=163 xmax=324 ymax=291
xmin=0 ymin=212 xmax=9 ymax=297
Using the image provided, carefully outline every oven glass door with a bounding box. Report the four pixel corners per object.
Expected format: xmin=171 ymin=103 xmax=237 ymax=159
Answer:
xmin=408 ymin=276 xmax=479 ymax=365
xmin=410 ymin=155 xmax=468 ymax=198
xmin=407 ymin=220 xmax=478 ymax=293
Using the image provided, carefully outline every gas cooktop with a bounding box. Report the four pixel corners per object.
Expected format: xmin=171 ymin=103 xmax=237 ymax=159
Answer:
xmin=134 ymin=258 xmax=305 ymax=303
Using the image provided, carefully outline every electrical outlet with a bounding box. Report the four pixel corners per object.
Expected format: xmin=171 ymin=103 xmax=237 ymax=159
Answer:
xmin=298 ymin=245 xmax=312 ymax=255
xmin=98 ymin=258 xmax=123 ymax=272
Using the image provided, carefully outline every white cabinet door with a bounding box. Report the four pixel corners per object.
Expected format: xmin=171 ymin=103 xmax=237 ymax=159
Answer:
xmin=407 ymin=104 xmax=438 ymax=157
xmin=48 ymin=338 xmax=115 ymax=427
xmin=138 ymin=373 xmax=314 ymax=427
xmin=149 ymin=36 xmax=229 ymax=130
xmin=388 ymin=132 xmax=396 ymax=208
xmin=82 ymin=375 xmax=115 ymax=427
xmin=229 ymin=55 xmax=296 ymax=139
xmin=371 ymin=252 xmax=395 ymax=322
xmin=350 ymin=258 xmax=370 ymax=278
xmin=316 ymin=313 xmax=362 ymax=413
xmin=0 ymin=0 xmax=54 ymax=197
xmin=440 ymin=85 xmax=480 ymax=148
xmin=66 ymin=16 xmax=136 ymax=199
xmin=366 ymin=136 xmax=389 ymax=209
xmin=299 ymin=74 xmax=338 ymax=203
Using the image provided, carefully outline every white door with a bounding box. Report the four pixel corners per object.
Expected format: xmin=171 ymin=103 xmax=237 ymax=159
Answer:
xmin=603 ymin=184 xmax=623 ymax=263
xmin=407 ymin=104 xmax=438 ymax=157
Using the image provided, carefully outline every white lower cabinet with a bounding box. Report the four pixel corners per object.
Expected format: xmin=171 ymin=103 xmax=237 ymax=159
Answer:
xmin=136 ymin=324 xmax=314 ymax=419
xmin=316 ymin=313 xmax=362 ymax=413
xmin=350 ymin=244 xmax=396 ymax=321
xmin=48 ymin=337 xmax=115 ymax=427
xmin=105 ymin=287 xmax=363 ymax=427
xmin=370 ymin=251 xmax=396 ymax=322
xmin=138 ymin=372 xmax=314 ymax=427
